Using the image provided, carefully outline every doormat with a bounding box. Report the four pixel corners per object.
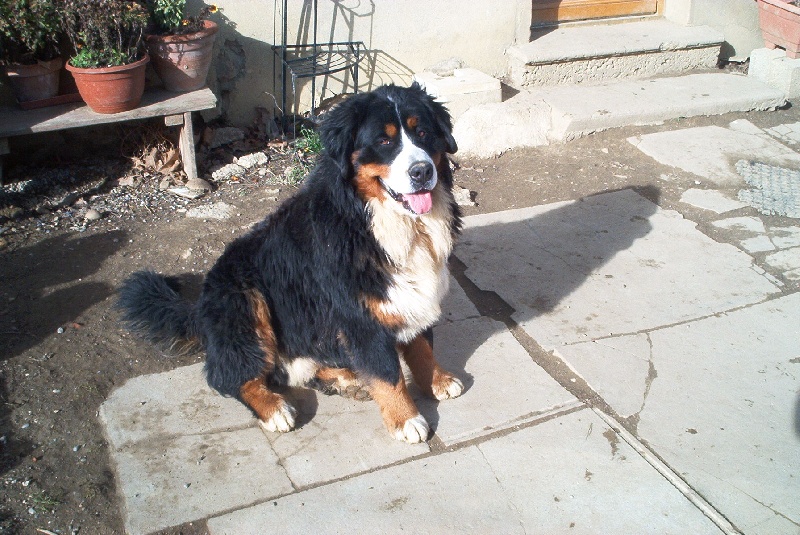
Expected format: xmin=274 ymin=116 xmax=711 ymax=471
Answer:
xmin=736 ymin=160 xmax=800 ymax=218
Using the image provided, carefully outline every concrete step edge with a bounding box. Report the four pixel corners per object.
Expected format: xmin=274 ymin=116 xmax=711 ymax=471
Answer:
xmin=453 ymin=73 xmax=786 ymax=159
xmin=508 ymin=18 xmax=724 ymax=66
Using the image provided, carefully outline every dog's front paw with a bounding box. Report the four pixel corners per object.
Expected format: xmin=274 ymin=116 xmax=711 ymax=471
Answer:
xmin=393 ymin=414 xmax=430 ymax=444
xmin=258 ymin=401 xmax=297 ymax=433
xmin=432 ymin=373 xmax=464 ymax=401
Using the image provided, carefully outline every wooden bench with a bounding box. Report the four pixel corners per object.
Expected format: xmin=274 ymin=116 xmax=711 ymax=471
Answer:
xmin=0 ymin=87 xmax=217 ymax=185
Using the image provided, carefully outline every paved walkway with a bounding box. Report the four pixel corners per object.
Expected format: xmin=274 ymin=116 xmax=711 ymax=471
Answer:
xmin=101 ymin=118 xmax=800 ymax=534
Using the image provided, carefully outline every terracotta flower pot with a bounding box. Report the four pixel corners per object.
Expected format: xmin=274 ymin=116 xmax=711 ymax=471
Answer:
xmin=757 ymin=0 xmax=800 ymax=59
xmin=146 ymin=20 xmax=218 ymax=92
xmin=3 ymin=57 xmax=63 ymax=103
xmin=66 ymin=54 xmax=149 ymax=114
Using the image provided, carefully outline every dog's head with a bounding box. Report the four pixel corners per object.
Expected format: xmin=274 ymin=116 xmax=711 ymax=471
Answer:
xmin=319 ymin=83 xmax=457 ymax=216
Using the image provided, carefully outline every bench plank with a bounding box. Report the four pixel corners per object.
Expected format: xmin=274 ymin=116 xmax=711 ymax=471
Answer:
xmin=0 ymin=87 xmax=216 ymax=137
xmin=0 ymin=87 xmax=217 ymax=185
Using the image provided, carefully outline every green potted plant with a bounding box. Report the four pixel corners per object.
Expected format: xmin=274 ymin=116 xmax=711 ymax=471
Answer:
xmin=61 ymin=0 xmax=150 ymax=113
xmin=145 ymin=1 xmax=219 ymax=92
xmin=0 ymin=0 xmax=63 ymax=103
xmin=756 ymin=0 xmax=800 ymax=58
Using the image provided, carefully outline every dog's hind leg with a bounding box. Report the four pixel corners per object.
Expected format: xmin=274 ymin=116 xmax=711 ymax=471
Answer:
xmin=399 ymin=332 xmax=464 ymax=401
xmin=204 ymin=288 xmax=297 ymax=433
xmin=240 ymin=378 xmax=297 ymax=433
xmin=245 ymin=289 xmax=297 ymax=432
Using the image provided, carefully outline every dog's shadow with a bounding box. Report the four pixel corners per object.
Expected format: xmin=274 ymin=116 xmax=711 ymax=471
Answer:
xmin=408 ymin=186 xmax=660 ymax=436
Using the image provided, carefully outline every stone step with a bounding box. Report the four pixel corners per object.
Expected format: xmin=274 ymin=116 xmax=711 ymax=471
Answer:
xmin=507 ymin=18 xmax=724 ymax=88
xmin=454 ymin=72 xmax=787 ymax=159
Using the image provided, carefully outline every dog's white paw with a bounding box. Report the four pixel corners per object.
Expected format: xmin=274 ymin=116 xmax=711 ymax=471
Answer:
xmin=433 ymin=375 xmax=464 ymax=401
xmin=393 ymin=414 xmax=430 ymax=444
xmin=259 ymin=401 xmax=297 ymax=433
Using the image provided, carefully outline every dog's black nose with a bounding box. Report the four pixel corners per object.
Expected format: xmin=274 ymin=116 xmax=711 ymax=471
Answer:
xmin=408 ymin=161 xmax=434 ymax=187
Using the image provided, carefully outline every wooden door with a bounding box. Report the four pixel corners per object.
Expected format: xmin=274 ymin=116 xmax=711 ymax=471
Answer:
xmin=532 ymin=0 xmax=658 ymax=26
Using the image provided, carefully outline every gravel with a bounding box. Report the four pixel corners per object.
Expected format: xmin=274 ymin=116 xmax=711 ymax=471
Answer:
xmin=0 ymin=137 xmax=305 ymax=252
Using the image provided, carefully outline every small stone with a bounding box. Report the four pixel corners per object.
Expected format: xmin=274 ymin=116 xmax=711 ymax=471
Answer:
xmin=211 ymin=163 xmax=246 ymax=181
xmin=57 ymin=327 xmax=65 ymax=334
xmin=168 ymin=187 xmax=205 ymax=200
xmin=158 ymin=178 xmax=172 ymax=190
xmin=186 ymin=202 xmax=236 ymax=220
xmin=453 ymin=185 xmax=476 ymax=206
xmin=84 ymin=209 xmax=102 ymax=221
xmin=116 ymin=176 xmax=136 ymax=187
xmin=236 ymin=152 xmax=269 ymax=169
xmin=28 ymin=507 xmax=35 ymax=515
xmin=185 ymin=178 xmax=213 ymax=191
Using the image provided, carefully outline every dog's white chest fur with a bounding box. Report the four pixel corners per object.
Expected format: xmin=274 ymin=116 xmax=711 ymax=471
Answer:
xmin=368 ymin=185 xmax=454 ymax=342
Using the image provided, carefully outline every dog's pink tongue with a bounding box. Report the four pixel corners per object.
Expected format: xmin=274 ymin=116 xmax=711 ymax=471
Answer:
xmin=401 ymin=191 xmax=433 ymax=214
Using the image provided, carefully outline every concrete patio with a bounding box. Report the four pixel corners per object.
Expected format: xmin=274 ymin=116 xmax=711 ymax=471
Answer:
xmin=98 ymin=115 xmax=800 ymax=534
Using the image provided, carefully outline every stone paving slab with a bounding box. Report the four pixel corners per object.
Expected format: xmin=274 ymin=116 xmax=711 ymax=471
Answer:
xmin=457 ymin=189 xmax=780 ymax=349
xmin=440 ymin=274 xmax=479 ymax=322
xmin=413 ymin=316 xmax=579 ymax=446
xmin=636 ymin=293 xmax=800 ymax=533
xmin=477 ymin=410 xmax=725 ymax=535
xmin=555 ymin=294 xmax=800 ymax=533
xmin=116 ymin=428 xmax=292 ymax=535
xmin=265 ymin=388 xmax=430 ymax=488
xmin=679 ymin=188 xmax=748 ymax=214
xmin=208 ymin=444 xmax=525 ymax=535
xmin=99 ymin=362 xmax=255 ymax=448
xmin=208 ymin=410 xmax=724 ymax=535
xmin=628 ymin=122 xmax=800 ymax=186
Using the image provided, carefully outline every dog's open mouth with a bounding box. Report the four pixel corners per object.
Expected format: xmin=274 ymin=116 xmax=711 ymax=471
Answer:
xmin=381 ymin=182 xmax=433 ymax=215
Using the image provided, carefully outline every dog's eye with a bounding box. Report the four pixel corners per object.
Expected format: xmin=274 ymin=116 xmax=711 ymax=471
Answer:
xmin=417 ymin=130 xmax=427 ymax=138
xmin=379 ymin=137 xmax=393 ymax=146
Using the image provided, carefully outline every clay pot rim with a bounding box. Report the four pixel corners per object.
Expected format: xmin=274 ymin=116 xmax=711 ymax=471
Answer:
xmin=758 ymin=0 xmax=800 ymax=15
xmin=146 ymin=20 xmax=219 ymax=45
xmin=4 ymin=56 xmax=63 ymax=74
xmin=65 ymin=53 xmax=150 ymax=74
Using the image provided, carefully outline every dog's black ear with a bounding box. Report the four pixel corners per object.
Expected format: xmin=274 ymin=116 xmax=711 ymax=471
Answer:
xmin=412 ymin=82 xmax=458 ymax=154
xmin=319 ymin=95 xmax=363 ymax=174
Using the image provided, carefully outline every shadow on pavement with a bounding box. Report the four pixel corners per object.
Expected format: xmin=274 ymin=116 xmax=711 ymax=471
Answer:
xmin=420 ymin=186 xmax=661 ymax=430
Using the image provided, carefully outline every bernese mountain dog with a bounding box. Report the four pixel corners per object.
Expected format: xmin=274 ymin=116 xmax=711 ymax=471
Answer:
xmin=117 ymin=83 xmax=464 ymax=444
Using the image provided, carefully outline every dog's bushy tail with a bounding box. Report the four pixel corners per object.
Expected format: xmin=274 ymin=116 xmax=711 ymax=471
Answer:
xmin=117 ymin=270 xmax=201 ymax=354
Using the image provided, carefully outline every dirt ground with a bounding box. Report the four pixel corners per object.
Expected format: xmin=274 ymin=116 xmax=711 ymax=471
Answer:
xmin=1 ymin=104 xmax=799 ymax=534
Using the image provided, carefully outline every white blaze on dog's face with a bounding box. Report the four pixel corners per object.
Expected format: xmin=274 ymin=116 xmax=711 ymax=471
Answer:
xmin=383 ymin=127 xmax=438 ymax=215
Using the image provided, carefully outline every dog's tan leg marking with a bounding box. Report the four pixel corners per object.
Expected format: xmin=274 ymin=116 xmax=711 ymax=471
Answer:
xmin=240 ymin=378 xmax=296 ymax=433
xmin=400 ymin=334 xmax=463 ymax=401
xmin=242 ymin=290 xmax=296 ymax=432
xmin=369 ymin=376 xmax=429 ymax=443
xmin=315 ymin=367 xmax=371 ymax=400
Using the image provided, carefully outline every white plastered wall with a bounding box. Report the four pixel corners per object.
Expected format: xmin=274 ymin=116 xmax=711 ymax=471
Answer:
xmin=200 ymin=0 xmax=529 ymax=126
